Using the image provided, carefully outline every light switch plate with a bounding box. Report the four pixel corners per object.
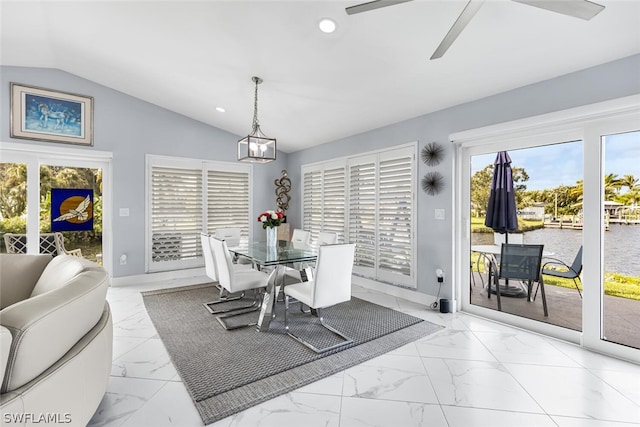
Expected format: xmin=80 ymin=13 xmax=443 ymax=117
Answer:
xmin=434 ymin=209 xmax=445 ymax=220
xmin=119 ymin=208 xmax=130 ymax=217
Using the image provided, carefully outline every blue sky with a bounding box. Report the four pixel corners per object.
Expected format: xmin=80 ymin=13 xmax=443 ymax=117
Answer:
xmin=471 ymin=131 xmax=640 ymax=191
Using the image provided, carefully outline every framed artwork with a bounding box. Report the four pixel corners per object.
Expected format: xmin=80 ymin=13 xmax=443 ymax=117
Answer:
xmin=51 ymin=188 xmax=94 ymax=232
xmin=10 ymin=83 xmax=94 ymax=146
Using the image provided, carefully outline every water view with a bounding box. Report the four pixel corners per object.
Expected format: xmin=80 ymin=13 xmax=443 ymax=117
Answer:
xmin=471 ymin=224 xmax=640 ymax=277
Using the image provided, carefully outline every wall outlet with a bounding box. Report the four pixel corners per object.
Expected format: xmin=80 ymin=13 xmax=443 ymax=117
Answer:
xmin=434 ymin=209 xmax=445 ymax=220
xmin=119 ymin=254 xmax=127 ymax=265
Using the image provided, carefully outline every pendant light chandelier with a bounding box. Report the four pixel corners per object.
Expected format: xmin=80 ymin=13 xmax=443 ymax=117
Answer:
xmin=237 ymin=76 xmax=276 ymax=163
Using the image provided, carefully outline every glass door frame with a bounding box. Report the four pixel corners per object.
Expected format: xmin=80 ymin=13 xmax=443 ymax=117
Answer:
xmin=0 ymin=141 xmax=113 ymax=275
xmin=453 ymin=95 xmax=640 ymax=363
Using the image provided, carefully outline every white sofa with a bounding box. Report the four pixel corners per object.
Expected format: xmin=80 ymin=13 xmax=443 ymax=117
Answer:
xmin=0 ymin=254 xmax=112 ymax=426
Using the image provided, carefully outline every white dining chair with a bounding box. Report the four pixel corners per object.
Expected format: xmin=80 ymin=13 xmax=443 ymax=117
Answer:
xmin=317 ymin=231 xmax=338 ymax=245
xmin=283 ymin=243 xmax=356 ymax=353
xmin=291 ymin=229 xmax=311 ymax=244
xmin=214 ymin=227 xmax=253 ymax=266
xmin=208 ymin=236 xmax=272 ymax=329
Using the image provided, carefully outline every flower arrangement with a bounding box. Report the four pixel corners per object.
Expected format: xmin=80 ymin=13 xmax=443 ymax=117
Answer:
xmin=257 ymin=210 xmax=284 ymax=229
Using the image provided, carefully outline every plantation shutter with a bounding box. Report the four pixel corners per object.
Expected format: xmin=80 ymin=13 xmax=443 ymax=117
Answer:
xmin=377 ymin=148 xmax=414 ymax=285
xmin=348 ymin=155 xmax=377 ymax=278
xmin=302 ymin=162 xmax=346 ymax=245
xmin=206 ymin=164 xmax=251 ymax=239
xmin=149 ymin=161 xmax=203 ymax=271
xmin=303 ymin=168 xmax=323 ymax=243
xmin=323 ymin=165 xmax=346 ymax=243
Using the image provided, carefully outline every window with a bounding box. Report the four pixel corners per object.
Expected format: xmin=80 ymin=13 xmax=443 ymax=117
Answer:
xmin=302 ymin=144 xmax=416 ymax=288
xmin=146 ymin=156 xmax=251 ymax=272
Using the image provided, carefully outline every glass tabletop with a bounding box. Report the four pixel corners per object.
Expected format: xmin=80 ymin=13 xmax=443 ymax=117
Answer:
xmin=227 ymin=240 xmax=318 ymax=266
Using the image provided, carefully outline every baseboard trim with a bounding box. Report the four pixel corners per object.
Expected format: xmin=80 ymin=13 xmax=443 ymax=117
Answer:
xmin=352 ymin=275 xmax=455 ymax=311
xmin=111 ymin=267 xmax=209 ymax=287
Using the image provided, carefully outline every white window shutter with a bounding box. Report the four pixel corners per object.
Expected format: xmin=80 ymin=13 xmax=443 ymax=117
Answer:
xmin=149 ymin=164 xmax=203 ymax=271
xmin=348 ymin=155 xmax=377 ymax=278
xmin=206 ymin=168 xmax=250 ymax=238
xmin=377 ymin=150 xmax=414 ymax=285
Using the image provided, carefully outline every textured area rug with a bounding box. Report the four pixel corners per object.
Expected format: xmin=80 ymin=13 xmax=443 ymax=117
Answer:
xmin=142 ymin=283 xmax=442 ymax=425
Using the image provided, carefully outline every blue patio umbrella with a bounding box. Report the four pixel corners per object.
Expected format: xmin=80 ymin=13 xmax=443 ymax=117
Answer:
xmin=484 ymin=151 xmax=525 ymax=297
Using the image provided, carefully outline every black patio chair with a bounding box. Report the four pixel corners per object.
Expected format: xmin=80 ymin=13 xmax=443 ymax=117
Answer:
xmin=540 ymin=246 xmax=583 ymax=299
xmin=493 ymin=243 xmax=547 ymax=316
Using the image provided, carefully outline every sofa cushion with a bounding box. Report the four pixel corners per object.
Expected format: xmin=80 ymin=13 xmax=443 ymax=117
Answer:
xmin=1 ymin=268 xmax=109 ymax=392
xmin=30 ymin=255 xmax=86 ymax=297
xmin=0 ymin=326 xmax=11 ymax=386
xmin=0 ymin=254 xmax=52 ymax=309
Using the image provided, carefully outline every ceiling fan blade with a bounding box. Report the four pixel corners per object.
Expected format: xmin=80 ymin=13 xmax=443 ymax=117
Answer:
xmin=346 ymin=0 xmax=413 ymax=15
xmin=430 ymin=0 xmax=485 ymax=60
xmin=512 ymin=0 xmax=605 ymax=20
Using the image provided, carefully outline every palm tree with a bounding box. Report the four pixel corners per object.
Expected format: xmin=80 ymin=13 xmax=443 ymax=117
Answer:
xmin=620 ymin=174 xmax=638 ymax=192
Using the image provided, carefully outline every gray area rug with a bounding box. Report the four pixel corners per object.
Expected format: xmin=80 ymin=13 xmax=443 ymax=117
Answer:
xmin=142 ymin=283 xmax=443 ymax=425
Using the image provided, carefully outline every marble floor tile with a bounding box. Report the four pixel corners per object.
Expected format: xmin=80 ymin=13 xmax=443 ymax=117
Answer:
xmin=425 ymin=358 xmax=544 ymax=413
xmin=87 ymin=377 xmax=167 ymax=427
xmin=339 ymin=396 xmax=448 ymax=427
xmin=89 ymin=279 xmax=640 ymax=427
xmin=415 ymin=329 xmax=497 ymax=362
xmin=343 ymin=354 xmax=439 ymax=404
xmin=441 ymin=405 xmax=558 ymax=427
xmin=111 ymin=337 xmax=177 ymax=381
xmin=296 ymin=371 xmax=344 ymax=396
xmin=221 ymin=392 xmax=341 ymax=427
xmin=505 ymin=363 xmax=640 ymax=423
xmin=471 ymin=330 xmax=582 ymax=367
xmin=120 ymin=381 xmax=203 ymax=427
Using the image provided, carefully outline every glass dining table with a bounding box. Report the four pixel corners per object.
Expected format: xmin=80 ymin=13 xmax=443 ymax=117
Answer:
xmin=227 ymin=240 xmax=318 ymax=332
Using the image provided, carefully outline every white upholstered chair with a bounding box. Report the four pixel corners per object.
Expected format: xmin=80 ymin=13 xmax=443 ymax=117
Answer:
xmin=317 ymin=231 xmax=338 ymax=245
xmin=209 ymin=237 xmax=270 ymax=329
xmin=214 ymin=227 xmax=253 ymax=266
xmin=283 ymin=243 xmax=356 ymax=353
xmin=201 ymin=233 xmax=255 ymax=317
xmin=291 ymin=229 xmax=311 ymax=244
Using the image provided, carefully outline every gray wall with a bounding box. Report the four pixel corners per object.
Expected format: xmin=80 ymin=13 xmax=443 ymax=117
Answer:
xmin=2 ymin=54 xmax=639 ymax=292
xmin=286 ymin=54 xmax=640 ymax=299
xmin=0 ymin=66 xmax=288 ymax=277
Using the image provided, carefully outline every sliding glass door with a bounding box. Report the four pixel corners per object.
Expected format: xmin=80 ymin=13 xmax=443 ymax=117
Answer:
xmin=457 ymin=97 xmax=640 ymax=362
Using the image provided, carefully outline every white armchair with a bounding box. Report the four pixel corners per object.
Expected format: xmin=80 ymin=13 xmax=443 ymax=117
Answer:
xmin=284 ymin=243 xmax=355 ymax=353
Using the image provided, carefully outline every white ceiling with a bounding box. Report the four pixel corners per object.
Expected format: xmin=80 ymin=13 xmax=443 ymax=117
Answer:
xmin=2 ymin=0 xmax=639 ymax=153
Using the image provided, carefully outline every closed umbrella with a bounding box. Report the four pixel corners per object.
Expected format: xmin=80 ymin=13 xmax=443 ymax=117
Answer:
xmin=485 ymin=151 xmax=526 ymax=297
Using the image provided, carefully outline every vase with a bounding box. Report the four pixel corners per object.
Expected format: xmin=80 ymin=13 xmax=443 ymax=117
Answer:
xmin=266 ymin=226 xmax=277 ymax=248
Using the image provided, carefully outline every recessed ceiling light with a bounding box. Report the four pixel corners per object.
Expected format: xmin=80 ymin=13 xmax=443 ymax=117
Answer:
xmin=216 ymin=107 xmax=226 ymax=113
xmin=319 ymin=18 xmax=336 ymax=34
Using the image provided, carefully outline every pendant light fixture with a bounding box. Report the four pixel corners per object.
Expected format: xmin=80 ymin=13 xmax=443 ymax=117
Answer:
xmin=237 ymin=76 xmax=276 ymax=163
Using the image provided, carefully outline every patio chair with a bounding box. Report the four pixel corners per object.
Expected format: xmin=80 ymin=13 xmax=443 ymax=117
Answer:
xmin=3 ymin=232 xmax=83 ymax=257
xmin=540 ymin=245 xmax=583 ymax=299
xmin=493 ymin=243 xmax=548 ymax=316
xmin=284 ymin=243 xmax=356 ymax=353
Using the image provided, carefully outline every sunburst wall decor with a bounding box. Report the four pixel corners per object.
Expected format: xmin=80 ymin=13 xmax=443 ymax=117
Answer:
xmin=421 ymin=171 xmax=445 ymax=196
xmin=421 ymin=142 xmax=444 ymax=166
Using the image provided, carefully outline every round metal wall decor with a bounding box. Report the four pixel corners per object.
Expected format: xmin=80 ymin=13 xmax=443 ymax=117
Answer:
xmin=421 ymin=142 xmax=444 ymax=166
xmin=274 ymin=169 xmax=292 ymax=213
xmin=421 ymin=171 xmax=445 ymax=196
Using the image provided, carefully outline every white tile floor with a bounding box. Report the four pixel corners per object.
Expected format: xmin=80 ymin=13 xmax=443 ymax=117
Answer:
xmin=88 ymin=280 xmax=640 ymax=427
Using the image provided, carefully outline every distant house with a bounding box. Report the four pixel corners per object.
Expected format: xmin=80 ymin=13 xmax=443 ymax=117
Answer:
xmin=518 ymin=202 xmax=545 ymax=221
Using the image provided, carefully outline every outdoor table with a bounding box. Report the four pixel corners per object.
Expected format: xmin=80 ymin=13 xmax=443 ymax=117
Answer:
xmin=227 ymin=240 xmax=318 ymax=332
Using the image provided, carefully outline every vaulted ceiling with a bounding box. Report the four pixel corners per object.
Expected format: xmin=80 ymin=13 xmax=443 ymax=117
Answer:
xmin=2 ymin=1 xmax=639 ymax=152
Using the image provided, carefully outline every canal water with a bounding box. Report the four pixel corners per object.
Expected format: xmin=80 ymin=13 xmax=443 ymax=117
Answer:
xmin=471 ymin=224 xmax=640 ymax=277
